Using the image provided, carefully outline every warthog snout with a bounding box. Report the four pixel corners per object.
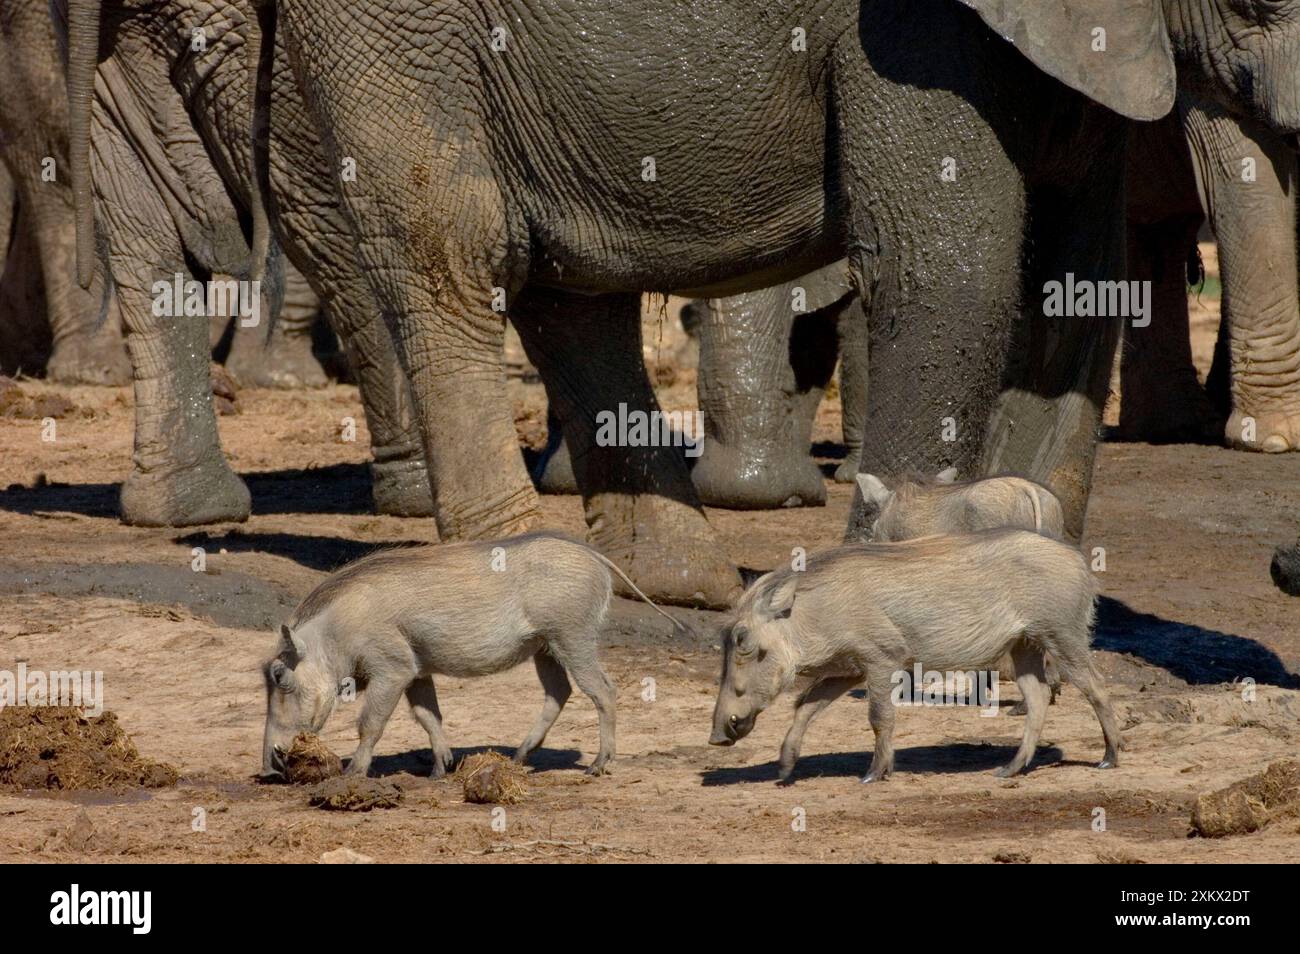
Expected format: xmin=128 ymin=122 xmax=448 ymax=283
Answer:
xmin=259 ymin=743 xmax=288 ymax=781
xmin=709 ymin=712 xmax=755 ymax=745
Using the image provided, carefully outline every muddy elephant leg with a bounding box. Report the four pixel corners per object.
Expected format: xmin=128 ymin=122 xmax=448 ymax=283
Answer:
xmin=690 ymin=275 xmax=842 ymax=509
xmin=839 ymin=123 xmax=1027 ymax=536
xmin=982 ymin=129 xmax=1129 ymax=540
xmin=1117 ymin=110 xmax=1218 ymax=443
xmin=513 ymin=286 xmax=742 ymax=608
xmin=273 ymin=1 xmax=537 ymax=538
xmin=1185 ymin=100 xmax=1300 ymax=453
xmin=356 ymin=224 xmax=533 ymax=538
xmin=95 ymin=117 xmax=249 ymax=526
xmin=263 ymin=54 xmax=431 ymax=518
xmin=833 ymin=295 xmax=869 ymax=483
xmin=224 ymin=260 xmax=328 ymax=389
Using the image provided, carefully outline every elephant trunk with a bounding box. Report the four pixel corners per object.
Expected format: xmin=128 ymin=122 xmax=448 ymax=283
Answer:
xmin=65 ymin=0 xmax=100 ymax=290
xmin=246 ymin=0 xmax=277 ymax=287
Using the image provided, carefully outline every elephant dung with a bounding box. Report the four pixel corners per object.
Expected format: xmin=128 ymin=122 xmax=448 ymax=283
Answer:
xmin=283 ymin=732 xmax=342 ymax=785
xmin=1190 ymin=760 xmax=1300 ymax=837
xmin=456 ymin=751 xmax=527 ymax=805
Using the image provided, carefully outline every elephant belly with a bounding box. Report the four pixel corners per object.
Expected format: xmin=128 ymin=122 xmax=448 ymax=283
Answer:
xmin=491 ymin=0 xmax=851 ymax=295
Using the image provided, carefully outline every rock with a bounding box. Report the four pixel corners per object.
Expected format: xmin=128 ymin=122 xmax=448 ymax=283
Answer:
xmin=1270 ymin=541 xmax=1300 ymax=596
xmin=320 ymin=847 xmax=375 ymax=864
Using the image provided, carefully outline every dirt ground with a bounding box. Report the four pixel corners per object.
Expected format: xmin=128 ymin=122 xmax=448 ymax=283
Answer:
xmin=2 ymin=256 xmax=1299 ymax=864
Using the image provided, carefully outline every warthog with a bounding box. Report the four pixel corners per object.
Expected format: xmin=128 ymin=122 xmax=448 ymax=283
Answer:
xmin=708 ymin=531 xmax=1121 ymax=782
xmin=262 ymin=532 xmax=682 ymax=779
xmin=855 ymin=469 xmax=1066 ymax=542
xmin=857 ymin=468 xmax=1068 ymax=711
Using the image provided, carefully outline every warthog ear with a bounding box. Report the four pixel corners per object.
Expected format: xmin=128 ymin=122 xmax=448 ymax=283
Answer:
xmin=269 ymin=659 xmax=296 ymax=691
xmin=935 ymin=467 xmax=958 ymax=484
xmin=279 ymin=623 xmax=306 ymax=659
xmin=756 ymin=575 xmax=798 ymax=622
xmin=855 ymin=473 xmax=892 ymax=507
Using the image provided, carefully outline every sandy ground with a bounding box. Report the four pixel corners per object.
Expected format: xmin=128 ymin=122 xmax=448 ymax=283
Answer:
xmin=2 ymin=255 xmax=1299 ymax=864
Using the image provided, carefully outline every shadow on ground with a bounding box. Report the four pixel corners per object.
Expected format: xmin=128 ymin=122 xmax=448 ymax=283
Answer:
xmin=366 ymin=744 xmax=584 ymax=778
xmin=244 ymin=464 xmax=373 ymax=515
xmin=0 ymin=463 xmax=374 ymax=520
xmin=173 ymin=528 xmax=424 ymax=574
xmin=1096 ymin=597 xmax=1299 ymax=688
xmin=700 ymin=741 xmax=1068 ymax=786
xmin=0 ymin=560 xmax=298 ymax=630
xmin=0 ymin=479 xmax=117 ymax=517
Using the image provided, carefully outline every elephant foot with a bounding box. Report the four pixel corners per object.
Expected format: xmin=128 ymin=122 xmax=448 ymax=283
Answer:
xmin=1225 ymin=406 xmax=1300 ymax=453
xmin=691 ymin=440 xmax=826 ymax=509
xmin=45 ymin=334 xmax=132 ymax=387
xmin=120 ymin=450 xmax=251 ymax=527
xmin=225 ymin=328 xmax=328 ymax=390
xmin=591 ymin=496 xmax=742 ymax=608
xmin=533 ymin=438 xmax=578 ymax=495
xmin=370 ymin=455 xmax=434 ymax=516
xmin=832 ymin=448 xmax=863 ymax=484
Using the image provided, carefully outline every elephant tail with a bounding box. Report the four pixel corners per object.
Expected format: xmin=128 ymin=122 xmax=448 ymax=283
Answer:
xmin=246 ymin=0 xmax=277 ymax=289
xmin=584 ymin=548 xmax=696 ymax=638
xmin=66 ymin=0 xmax=101 ymax=290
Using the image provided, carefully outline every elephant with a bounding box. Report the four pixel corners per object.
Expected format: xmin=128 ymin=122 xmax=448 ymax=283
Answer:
xmin=1122 ymin=92 xmax=1300 ymax=452
xmin=0 ymin=0 xmax=129 ymax=385
xmin=56 ymin=0 xmax=432 ymax=524
xmin=247 ymin=0 xmax=1299 ymax=606
xmin=3 ymin=0 xmax=329 ymax=390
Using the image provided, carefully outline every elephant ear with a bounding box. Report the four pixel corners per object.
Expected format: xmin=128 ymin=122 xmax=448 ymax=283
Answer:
xmin=957 ymin=0 xmax=1175 ymax=121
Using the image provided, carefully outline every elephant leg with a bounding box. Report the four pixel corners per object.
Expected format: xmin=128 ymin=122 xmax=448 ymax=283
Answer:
xmin=264 ymin=52 xmax=431 ymax=518
xmin=96 ymin=115 xmax=249 ymax=526
xmin=329 ymin=282 xmax=432 ymax=518
xmin=0 ymin=199 xmax=54 ymax=375
xmin=1185 ymin=100 xmax=1300 ymax=453
xmin=0 ymin=161 xmax=13 ymax=254
xmin=833 ymin=295 xmax=869 ymax=483
xmin=304 ymin=86 xmax=537 ymax=538
xmin=691 ymin=278 xmax=839 ymax=509
xmin=982 ymin=125 xmax=1129 ymax=540
xmin=29 ymin=191 xmax=130 ymax=387
xmin=839 ymin=164 xmax=1026 ymax=537
xmin=351 ymin=206 xmax=534 ymax=539
xmin=1117 ymin=109 xmax=1218 ymax=443
xmin=224 ymin=259 xmax=328 ymax=389
xmin=513 ymin=286 xmax=742 ymax=608
xmin=1119 ymin=214 xmax=1220 ymax=442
